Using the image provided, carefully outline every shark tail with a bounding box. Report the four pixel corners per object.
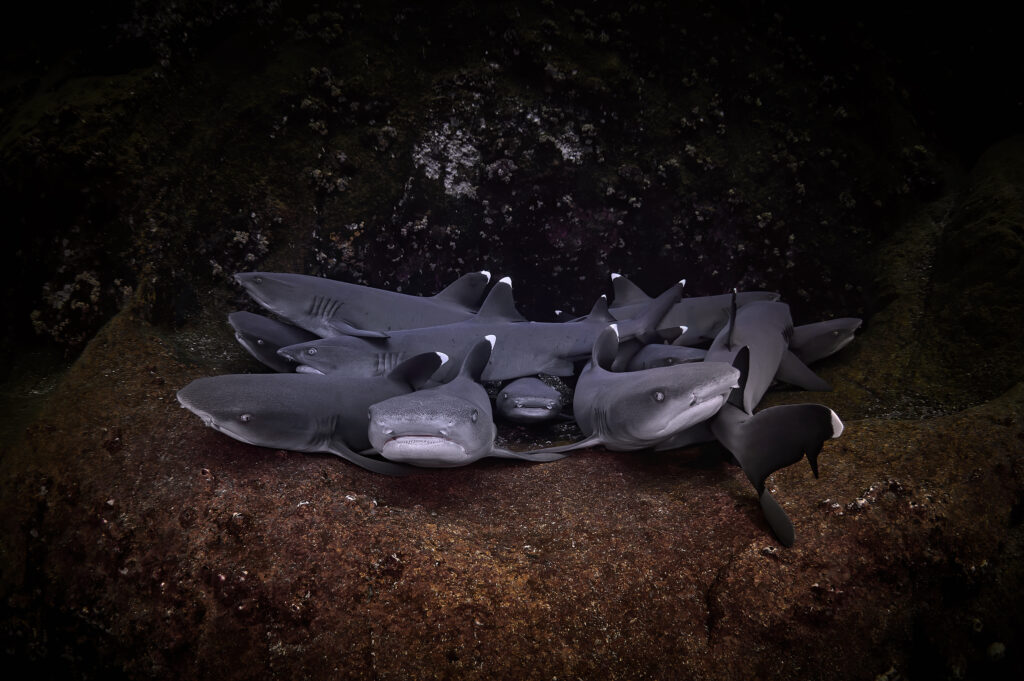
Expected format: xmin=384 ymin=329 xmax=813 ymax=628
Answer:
xmin=710 ymin=403 xmax=842 ymax=545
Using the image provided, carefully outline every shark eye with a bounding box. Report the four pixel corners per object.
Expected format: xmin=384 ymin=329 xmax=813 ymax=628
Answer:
xmin=306 ymin=347 xmax=318 ymax=356
xmin=471 ymin=410 xmax=478 ymax=423
xmin=665 ymin=358 xmax=675 ymax=365
xmin=255 ymin=338 xmax=265 ymax=345
xmin=254 ymin=276 xmax=263 ymax=285
xmin=502 ymin=393 xmax=509 ymax=399
xmin=239 ymin=413 xmax=252 ymax=423
xmin=689 ymin=393 xmax=698 ymax=406
xmin=653 ymin=390 xmax=665 ymax=403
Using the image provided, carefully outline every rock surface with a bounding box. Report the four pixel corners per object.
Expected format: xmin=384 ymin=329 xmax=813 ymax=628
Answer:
xmin=2 ymin=3 xmax=1023 ymax=679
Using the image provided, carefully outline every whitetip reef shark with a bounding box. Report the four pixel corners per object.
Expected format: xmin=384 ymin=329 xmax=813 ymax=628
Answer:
xmin=176 ymin=351 xmax=447 ymax=475
xmin=235 ymin=270 xmax=491 ymax=338
xmin=366 ymin=336 xmax=567 ymax=467
xmin=277 ymin=277 xmax=684 ymax=382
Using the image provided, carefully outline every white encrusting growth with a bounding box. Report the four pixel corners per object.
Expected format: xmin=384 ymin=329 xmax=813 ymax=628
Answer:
xmin=830 ymin=409 xmax=845 ymax=438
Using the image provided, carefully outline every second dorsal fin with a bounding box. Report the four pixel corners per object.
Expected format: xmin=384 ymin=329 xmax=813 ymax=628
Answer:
xmin=587 ymin=295 xmax=616 ymax=323
xmin=474 ymin=277 xmax=527 ymax=321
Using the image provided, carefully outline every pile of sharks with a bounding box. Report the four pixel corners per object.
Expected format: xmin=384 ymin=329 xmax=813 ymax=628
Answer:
xmin=177 ymin=270 xmax=860 ymax=545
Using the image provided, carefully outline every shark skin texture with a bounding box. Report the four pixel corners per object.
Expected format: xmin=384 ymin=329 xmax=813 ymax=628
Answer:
xmin=367 ymin=336 xmax=567 ymax=467
xmin=277 ymin=278 xmax=684 ymax=383
xmin=177 ymin=352 xmax=445 ymax=475
xmin=234 ymin=270 xmax=492 ymax=338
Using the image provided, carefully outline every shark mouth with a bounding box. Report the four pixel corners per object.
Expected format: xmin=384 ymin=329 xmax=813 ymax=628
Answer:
xmin=379 ymin=436 xmax=467 ymax=463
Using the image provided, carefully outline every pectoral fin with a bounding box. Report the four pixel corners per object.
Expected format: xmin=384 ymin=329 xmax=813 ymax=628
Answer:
xmin=327 ymin=320 xmax=390 ymax=338
xmin=328 ymin=439 xmax=416 ymax=476
xmin=490 ymin=447 xmax=568 ymax=462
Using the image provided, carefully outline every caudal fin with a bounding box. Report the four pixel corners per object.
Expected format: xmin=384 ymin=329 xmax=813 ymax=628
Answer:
xmin=710 ymin=402 xmax=842 ymax=545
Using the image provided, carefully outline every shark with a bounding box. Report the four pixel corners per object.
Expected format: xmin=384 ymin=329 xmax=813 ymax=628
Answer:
xmin=494 ymin=376 xmax=566 ymax=424
xmin=705 ymin=296 xmax=831 ymax=414
xmin=176 ymin=352 xmax=447 ymax=475
xmin=367 ymin=337 xmax=567 ymax=467
xmin=277 ymin=278 xmax=684 ymax=383
xmin=607 ymin=274 xmax=780 ymax=344
xmin=228 ymin=311 xmax=320 ymax=372
xmin=234 ymin=270 xmax=492 ymax=338
xmin=527 ymin=325 xmax=741 ymax=452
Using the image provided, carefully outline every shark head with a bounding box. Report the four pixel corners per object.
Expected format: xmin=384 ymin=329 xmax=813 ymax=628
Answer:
xmin=790 ymin=318 xmax=863 ymax=365
xmin=581 ymin=361 xmax=741 ymax=449
xmin=495 ymin=377 xmax=564 ymax=424
xmin=177 ymin=374 xmax=329 ymax=451
xmin=234 ymin=273 xmax=303 ymax=318
xmin=278 ymin=336 xmax=399 ymax=376
xmin=367 ymin=392 xmax=496 ymax=467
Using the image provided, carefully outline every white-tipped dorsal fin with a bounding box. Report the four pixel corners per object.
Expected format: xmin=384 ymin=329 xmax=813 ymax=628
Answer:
xmin=830 ymin=409 xmax=844 ymax=438
xmin=611 ymin=272 xmax=621 ymax=280
xmin=484 ymin=334 xmax=496 ymax=348
xmin=475 ymin=278 xmax=527 ymax=321
xmin=679 ymin=278 xmax=687 ymax=287
xmin=610 ymin=323 xmax=620 ymax=337
xmin=437 ymin=352 xmax=450 ymax=365
xmin=480 ymin=270 xmax=491 ymax=282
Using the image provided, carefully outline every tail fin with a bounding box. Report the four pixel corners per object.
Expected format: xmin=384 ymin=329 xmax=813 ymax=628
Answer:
xmin=433 ymin=270 xmax=491 ymax=309
xmin=710 ymin=403 xmax=843 ymax=545
xmin=386 ymin=352 xmax=447 ymax=390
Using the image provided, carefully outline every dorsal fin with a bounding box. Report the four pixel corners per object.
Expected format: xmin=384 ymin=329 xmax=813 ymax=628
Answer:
xmin=618 ymin=279 xmax=684 ymax=343
xmin=459 ymin=336 xmax=495 ymax=380
xmin=432 ymin=270 xmax=491 ymax=309
xmin=610 ymin=273 xmax=653 ymax=307
xmin=386 ymin=351 xmax=446 ymax=390
xmin=474 ymin=277 xmax=527 ymax=321
xmin=587 ymin=295 xmax=616 ymax=323
xmin=726 ymin=288 xmax=738 ymax=350
xmin=592 ymin=325 xmax=620 ymax=371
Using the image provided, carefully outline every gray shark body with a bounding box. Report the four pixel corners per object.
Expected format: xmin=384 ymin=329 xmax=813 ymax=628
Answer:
xmin=531 ymin=326 xmax=741 ymax=453
xmin=495 ymin=377 xmax=566 ymax=424
xmin=367 ymin=337 xmax=567 ymax=467
xmin=790 ymin=318 xmax=862 ymax=364
xmin=234 ymin=270 xmax=491 ymax=338
xmin=607 ymin=274 xmax=780 ymax=344
xmin=176 ymin=352 xmax=445 ymax=475
xmin=705 ymin=299 xmax=831 ymax=413
xmin=228 ymin=311 xmax=319 ymax=372
xmin=279 ymin=279 xmax=683 ymax=383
